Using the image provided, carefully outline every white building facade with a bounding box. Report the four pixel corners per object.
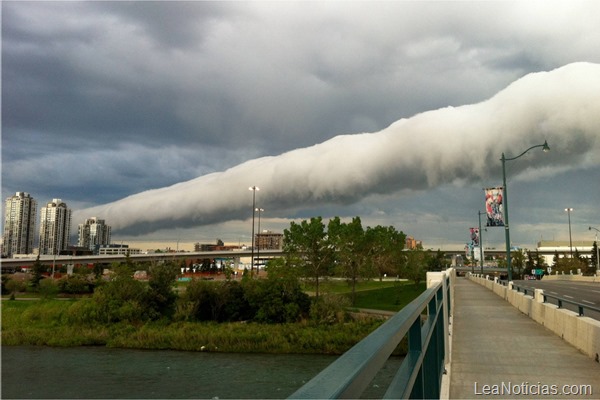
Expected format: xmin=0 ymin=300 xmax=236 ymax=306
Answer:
xmin=536 ymin=240 xmax=595 ymax=266
xmin=78 ymin=217 xmax=111 ymax=253
xmin=38 ymin=199 xmax=72 ymax=255
xmin=2 ymin=192 xmax=37 ymax=257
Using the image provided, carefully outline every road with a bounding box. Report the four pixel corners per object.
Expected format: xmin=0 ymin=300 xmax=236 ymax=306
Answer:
xmin=512 ymin=280 xmax=600 ymax=321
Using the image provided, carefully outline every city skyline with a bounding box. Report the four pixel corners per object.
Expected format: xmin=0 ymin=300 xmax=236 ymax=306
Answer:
xmin=3 ymin=2 xmax=600 ymax=250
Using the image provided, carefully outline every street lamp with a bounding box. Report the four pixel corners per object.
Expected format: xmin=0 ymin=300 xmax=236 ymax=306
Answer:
xmin=565 ymin=208 xmax=574 ymax=258
xmin=255 ymin=207 xmax=264 ymax=275
xmin=589 ymin=226 xmax=600 ymax=274
xmin=501 ymin=140 xmax=550 ymax=281
xmin=249 ymin=186 xmax=259 ymax=277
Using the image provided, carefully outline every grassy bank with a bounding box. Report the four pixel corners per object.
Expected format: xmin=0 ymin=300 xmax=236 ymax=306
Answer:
xmin=1 ymin=299 xmax=384 ymax=354
xmin=2 ymin=280 xmax=423 ymax=354
xmin=352 ymin=282 xmax=426 ymax=311
xmin=303 ymin=279 xmax=425 ymax=311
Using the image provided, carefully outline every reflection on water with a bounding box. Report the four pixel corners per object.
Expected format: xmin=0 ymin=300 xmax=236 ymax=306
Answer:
xmin=2 ymin=346 xmax=403 ymax=399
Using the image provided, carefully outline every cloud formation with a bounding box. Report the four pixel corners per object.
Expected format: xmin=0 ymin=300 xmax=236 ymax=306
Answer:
xmin=4 ymin=2 xmax=600 ymax=248
xmin=75 ymin=63 xmax=600 ymax=234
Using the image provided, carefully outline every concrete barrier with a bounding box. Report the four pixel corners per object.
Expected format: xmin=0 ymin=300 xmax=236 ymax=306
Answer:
xmin=468 ymin=273 xmax=600 ymax=363
xmin=542 ymin=274 xmax=600 ymax=282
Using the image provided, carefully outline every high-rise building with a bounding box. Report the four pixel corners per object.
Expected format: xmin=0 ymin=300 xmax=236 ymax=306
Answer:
xmin=38 ymin=199 xmax=72 ymax=255
xmin=2 ymin=192 xmax=37 ymax=257
xmin=78 ymin=217 xmax=111 ymax=253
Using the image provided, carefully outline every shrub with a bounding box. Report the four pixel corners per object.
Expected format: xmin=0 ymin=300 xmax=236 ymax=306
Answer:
xmin=38 ymin=279 xmax=59 ymax=299
xmin=63 ymin=299 xmax=100 ymax=324
xmin=244 ymin=275 xmax=310 ymax=323
xmin=145 ymin=262 xmax=179 ymax=320
xmin=91 ymin=268 xmax=148 ymax=323
xmin=4 ymin=276 xmax=27 ymax=296
xmin=57 ymin=275 xmax=94 ymax=294
xmin=177 ymin=279 xmax=253 ymax=322
xmin=309 ymin=293 xmax=351 ymax=324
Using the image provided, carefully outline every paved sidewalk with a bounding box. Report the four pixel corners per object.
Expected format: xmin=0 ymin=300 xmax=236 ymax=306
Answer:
xmin=449 ymin=277 xmax=600 ymax=399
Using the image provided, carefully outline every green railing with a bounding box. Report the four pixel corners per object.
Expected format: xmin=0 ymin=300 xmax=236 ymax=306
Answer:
xmin=289 ymin=272 xmax=451 ymax=399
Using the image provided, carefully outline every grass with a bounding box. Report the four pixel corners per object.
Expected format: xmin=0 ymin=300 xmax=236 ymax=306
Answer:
xmin=352 ymin=282 xmax=426 ymax=311
xmin=1 ymin=278 xmax=426 ymax=354
xmin=303 ymin=279 xmax=399 ymax=294
xmin=1 ymin=299 xmax=384 ymax=354
xmin=302 ymin=278 xmax=425 ymax=312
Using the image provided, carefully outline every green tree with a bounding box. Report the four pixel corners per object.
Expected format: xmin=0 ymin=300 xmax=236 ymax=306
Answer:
xmin=512 ymin=249 xmax=526 ymax=279
xmin=244 ymin=273 xmax=310 ymax=323
xmin=92 ymin=263 xmax=148 ymax=323
xmin=554 ymin=256 xmax=587 ymax=275
xmin=590 ymin=241 xmax=599 ymax=275
xmin=145 ymin=262 xmax=179 ymax=320
xmin=328 ymin=217 xmax=372 ymax=306
xmin=31 ymin=254 xmax=46 ymax=291
xmin=402 ymin=249 xmax=427 ymax=285
xmin=283 ymin=217 xmax=333 ymax=299
xmin=427 ymin=250 xmax=446 ymax=271
xmin=365 ymin=225 xmax=406 ymax=280
xmin=552 ymin=251 xmax=560 ymax=269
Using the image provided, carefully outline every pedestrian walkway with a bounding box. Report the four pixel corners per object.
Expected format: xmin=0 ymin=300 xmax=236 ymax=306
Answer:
xmin=449 ymin=277 xmax=600 ymax=399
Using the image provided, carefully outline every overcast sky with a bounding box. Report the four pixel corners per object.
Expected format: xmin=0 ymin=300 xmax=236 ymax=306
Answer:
xmin=3 ymin=1 xmax=600 ymax=250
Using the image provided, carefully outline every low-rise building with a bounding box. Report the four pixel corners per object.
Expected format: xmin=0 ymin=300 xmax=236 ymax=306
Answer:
xmin=98 ymin=244 xmax=141 ymax=255
xmin=536 ymin=240 xmax=595 ymax=265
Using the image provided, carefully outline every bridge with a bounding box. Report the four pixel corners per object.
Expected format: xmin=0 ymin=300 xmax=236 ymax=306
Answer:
xmin=0 ymin=249 xmax=285 ymax=271
xmin=290 ymin=270 xmax=600 ymax=399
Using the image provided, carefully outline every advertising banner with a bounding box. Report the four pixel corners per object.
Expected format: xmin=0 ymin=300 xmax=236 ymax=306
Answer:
xmin=485 ymin=187 xmax=504 ymax=226
xmin=470 ymin=227 xmax=480 ymax=246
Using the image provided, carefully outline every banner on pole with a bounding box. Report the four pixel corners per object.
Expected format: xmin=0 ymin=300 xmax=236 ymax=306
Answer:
xmin=470 ymin=227 xmax=480 ymax=246
xmin=485 ymin=187 xmax=504 ymax=226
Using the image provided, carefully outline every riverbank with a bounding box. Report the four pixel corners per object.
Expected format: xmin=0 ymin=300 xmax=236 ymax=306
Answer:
xmin=1 ymin=299 xmax=393 ymax=355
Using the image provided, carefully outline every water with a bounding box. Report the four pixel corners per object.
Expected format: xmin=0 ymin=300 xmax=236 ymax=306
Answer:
xmin=1 ymin=346 xmax=403 ymax=399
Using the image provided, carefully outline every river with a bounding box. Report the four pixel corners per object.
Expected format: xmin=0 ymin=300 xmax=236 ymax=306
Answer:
xmin=2 ymin=346 xmax=403 ymax=399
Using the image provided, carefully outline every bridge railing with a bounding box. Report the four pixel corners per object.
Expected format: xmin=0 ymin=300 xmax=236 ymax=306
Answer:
xmin=289 ymin=270 xmax=453 ymax=399
xmin=512 ymin=283 xmax=600 ymax=317
xmin=472 ymin=275 xmax=600 ymax=317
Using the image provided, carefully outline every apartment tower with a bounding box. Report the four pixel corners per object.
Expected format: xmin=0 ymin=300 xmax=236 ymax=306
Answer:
xmin=2 ymin=192 xmax=38 ymax=257
xmin=38 ymin=199 xmax=72 ymax=255
xmin=78 ymin=217 xmax=111 ymax=253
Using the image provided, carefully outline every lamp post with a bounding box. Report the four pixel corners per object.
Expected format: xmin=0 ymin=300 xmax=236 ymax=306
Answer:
xmin=589 ymin=226 xmax=600 ymax=274
xmin=565 ymin=208 xmax=574 ymax=258
xmin=255 ymin=207 xmax=264 ymax=275
xmin=501 ymin=140 xmax=550 ymax=281
xmin=249 ymin=186 xmax=259 ymax=277
xmin=478 ymin=210 xmax=485 ymax=274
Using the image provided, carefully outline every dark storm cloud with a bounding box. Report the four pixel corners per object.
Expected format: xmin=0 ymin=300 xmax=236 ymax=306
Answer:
xmin=3 ymin=1 xmax=600 ymax=246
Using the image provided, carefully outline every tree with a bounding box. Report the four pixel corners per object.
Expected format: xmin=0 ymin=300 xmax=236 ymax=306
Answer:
xmin=552 ymin=251 xmax=560 ymax=269
xmin=590 ymin=241 xmax=599 ymax=275
xmin=146 ymin=261 xmax=179 ymax=320
xmin=402 ymin=249 xmax=427 ymax=286
xmin=512 ymin=249 xmax=526 ymax=279
xmin=365 ymin=225 xmax=406 ymax=280
xmin=554 ymin=256 xmax=587 ymax=275
xmin=31 ymin=254 xmax=46 ymax=290
xmin=244 ymin=273 xmax=311 ymax=323
xmin=92 ymin=262 xmax=148 ymax=323
xmin=427 ymin=250 xmax=446 ymax=271
xmin=328 ymin=217 xmax=371 ymax=305
xmin=283 ymin=217 xmax=333 ymax=298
